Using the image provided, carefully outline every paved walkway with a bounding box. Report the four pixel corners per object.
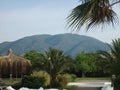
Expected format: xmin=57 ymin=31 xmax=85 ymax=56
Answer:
xmin=76 ymin=87 xmax=101 ymax=90
xmin=77 ymin=80 xmax=111 ymax=82
xmin=75 ymin=80 xmax=111 ymax=90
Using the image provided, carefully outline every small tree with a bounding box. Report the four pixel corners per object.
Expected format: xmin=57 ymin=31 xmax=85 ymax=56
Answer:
xmin=75 ymin=51 xmax=97 ymax=77
xmin=24 ymin=50 xmax=44 ymax=71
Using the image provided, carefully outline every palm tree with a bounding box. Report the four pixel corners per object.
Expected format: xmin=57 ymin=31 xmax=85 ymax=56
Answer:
xmin=98 ymin=38 xmax=120 ymax=76
xmin=110 ymin=39 xmax=120 ymax=76
xmin=42 ymin=48 xmax=71 ymax=87
xmin=97 ymin=50 xmax=114 ymax=74
xmin=67 ymin=0 xmax=120 ymax=31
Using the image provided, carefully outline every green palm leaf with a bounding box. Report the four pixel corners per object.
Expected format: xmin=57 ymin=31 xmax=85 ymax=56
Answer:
xmin=98 ymin=38 xmax=120 ymax=76
xmin=67 ymin=0 xmax=118 ymax=31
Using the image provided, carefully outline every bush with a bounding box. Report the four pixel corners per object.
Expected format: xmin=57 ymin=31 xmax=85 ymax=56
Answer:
xmin=31 ymin=70 xmax=50 ymax=86
xmin=58 ymin=74 xmax=76 ymax=86
xmin=22 ymin=76 xmax=45 ymax=89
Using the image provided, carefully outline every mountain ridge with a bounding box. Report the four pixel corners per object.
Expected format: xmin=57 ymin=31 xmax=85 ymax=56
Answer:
xmin=0 ymin=33 xmax=110 ymax=57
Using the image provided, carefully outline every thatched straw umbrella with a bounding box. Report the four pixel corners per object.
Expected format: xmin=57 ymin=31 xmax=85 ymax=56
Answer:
xmin=0 ymin=49 xmax=31 ymax=78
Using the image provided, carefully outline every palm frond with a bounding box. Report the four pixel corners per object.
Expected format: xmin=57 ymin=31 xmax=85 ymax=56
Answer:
xmin=97 ymin=38 xmax=120 ymax=75
xmin=111 ymin=39 xmax=120 ymax=59
xmin=67 ymin=0 xmax=118 ymax=31
xmin=67 ymin=1 xmax=93 ymax=31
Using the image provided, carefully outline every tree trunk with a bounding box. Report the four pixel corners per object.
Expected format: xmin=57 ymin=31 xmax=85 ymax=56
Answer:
xmin=82 ymin=72 xmax=86 ymax=77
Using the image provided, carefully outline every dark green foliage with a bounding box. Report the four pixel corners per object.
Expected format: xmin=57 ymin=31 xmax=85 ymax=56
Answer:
xmin=0 ymin=34 xmax=109 ymax=57
xmin=114 ymin=77 xmax=120 ymax=90
xmin=111 ymin=39 xmax=120 ymax=76
xmin=96 ymin=50 xmax=113 ymax=74
xmin=98 ymin=39 xmax=120 ymax=89
xmin=47 ymin=73 xmax=76 ymax=88
xmin=24 ymin=50 xmax=44 ymax=71
xmin=31 ymin=71 xmax=50 ymax=87
xmin=23 ymin=48 xmax=77 ymax=88
xmin=22 ymin=76 xmax=45 ymax=88
xmin=23 ymin=48 xmax=76 ymax=88
xmin=42 ymin=48 xmax=72 ymax=86
xmin=58 ymin=74 xmax=76 ymax=86
xmin=98 ymin=39 xmax=120 ymax=76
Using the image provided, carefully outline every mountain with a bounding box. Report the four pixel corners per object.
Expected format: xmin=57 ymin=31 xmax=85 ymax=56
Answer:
xmin=0 ymin=33 xmax=110 ymax=57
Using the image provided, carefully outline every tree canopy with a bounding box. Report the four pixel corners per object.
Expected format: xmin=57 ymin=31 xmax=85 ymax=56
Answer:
xmin=75 ymin=52 xmax=97 ymax=77
xmin=42 ymin=48 xmax=73 ymax=85
xmin=24 ymin=50 xmax=44 ymax=71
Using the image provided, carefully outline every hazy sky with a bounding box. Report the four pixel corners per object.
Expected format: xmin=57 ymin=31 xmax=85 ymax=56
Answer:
xmin=0 ymin=0 xmax=120 ymax=44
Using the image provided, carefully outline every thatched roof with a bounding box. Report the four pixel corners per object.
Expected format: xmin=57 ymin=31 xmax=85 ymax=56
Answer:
xmin=0 ymin=49 xmax=31 ymax=78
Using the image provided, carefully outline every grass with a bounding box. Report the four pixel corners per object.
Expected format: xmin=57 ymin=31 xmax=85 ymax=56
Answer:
xmin=75 ymin=77 xmax=111 ymax=81
xmin=0 ymin=77 xmax=111 ymax=85
xmin=63 ymin=86 xmax=78 ymax=90
xmin=0 ymin=78 xmax=21 ymax=85
xmin=0 ymin=77 xmax=110 ymax=90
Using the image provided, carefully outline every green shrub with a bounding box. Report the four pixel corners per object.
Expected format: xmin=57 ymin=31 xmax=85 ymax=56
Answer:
xmin=22 ymin=76 xmax=45 ymax=88
xmin=71 ymin=74 xmax=77 ymax=81
xmin=58 ymin=74 xmax=76 ymax=86
xmin=31 ymin=70 xmax=50 ymax=86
